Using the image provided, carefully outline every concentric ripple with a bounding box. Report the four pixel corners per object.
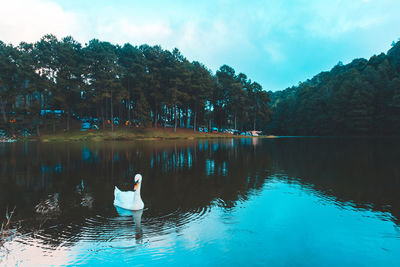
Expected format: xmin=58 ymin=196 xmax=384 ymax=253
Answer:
xmin=0 ymin=202 xmax=214 ymax=266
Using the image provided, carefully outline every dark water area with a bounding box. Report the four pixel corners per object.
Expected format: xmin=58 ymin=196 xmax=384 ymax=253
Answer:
xmin=0 ymin=138 xmax=400 ymax=266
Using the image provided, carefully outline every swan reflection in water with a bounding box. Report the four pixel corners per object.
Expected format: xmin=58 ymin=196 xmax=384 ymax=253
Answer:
xmin=114 ymin=206 xmax=144 ymax=241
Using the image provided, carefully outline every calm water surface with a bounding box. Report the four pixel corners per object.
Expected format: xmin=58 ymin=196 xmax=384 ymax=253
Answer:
xmin=1 ymin=138 xmax=400 ymax=266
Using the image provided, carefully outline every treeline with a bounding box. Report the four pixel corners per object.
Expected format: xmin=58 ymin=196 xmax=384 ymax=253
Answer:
xmin=267 ymin=41 xmax=400 ymax=135
xmin=0 ymin=34 xmax=271 ymax=135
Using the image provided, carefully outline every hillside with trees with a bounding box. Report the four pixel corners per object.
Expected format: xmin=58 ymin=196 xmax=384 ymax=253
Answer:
xmin=0 ymin=34 xmax=271 ymax=136
xmin=267 ymin=41 xmax=400 ymax=136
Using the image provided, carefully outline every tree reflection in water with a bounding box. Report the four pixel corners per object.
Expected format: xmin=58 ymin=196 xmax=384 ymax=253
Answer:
xmin=0 ymin=137 xmax=399 ymax=250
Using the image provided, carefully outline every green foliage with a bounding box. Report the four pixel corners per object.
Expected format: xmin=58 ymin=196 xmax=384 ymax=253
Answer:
xmin=0 ymin=35 xmax=271 ymax=135
xmin=267 ymin=40 xmax=400 ymax=135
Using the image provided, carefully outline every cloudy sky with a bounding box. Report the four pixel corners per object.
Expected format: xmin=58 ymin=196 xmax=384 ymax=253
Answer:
xmin=1 ymin=0 xmax=400 ymax=91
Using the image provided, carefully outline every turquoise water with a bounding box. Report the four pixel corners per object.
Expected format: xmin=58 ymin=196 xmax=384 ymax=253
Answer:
xmin=0 ymin=138 xmax=399 ymax=266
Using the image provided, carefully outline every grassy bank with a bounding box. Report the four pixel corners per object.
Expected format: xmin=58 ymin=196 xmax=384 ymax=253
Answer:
xmin=33 ymin=127 xmax=267 ymax=142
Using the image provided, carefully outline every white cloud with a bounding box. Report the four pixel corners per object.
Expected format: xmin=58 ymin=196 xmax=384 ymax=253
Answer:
xmin=0 ymin=0 xmax=84 ymax=44
xmin=0 ymin=0 xmax=239 ymax=63
xmin=304 ymin=0 xmax=390 ymax=38
xmin=175 ymin=20 xmax=232 ymax=56
xmin=94 ymin=18 xmax=173 ymax=46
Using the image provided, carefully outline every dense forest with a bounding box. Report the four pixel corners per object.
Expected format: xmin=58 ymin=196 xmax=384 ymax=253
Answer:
xmin=0 ymin=34 xmax=271 ymax=136
xmin=3 ymin=35 xmax=400 ymax=137
xmin=267 ymin=41 xmax=400 ymax=135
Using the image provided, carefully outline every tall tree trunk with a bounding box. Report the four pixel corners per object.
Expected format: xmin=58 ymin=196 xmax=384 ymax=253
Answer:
xmin=96 ymin=105 xmax=100 ymax=128
xmin=193 ymin=111 xmax=196 ymax=132
xmin=178 ymin=108 xmax=181 ymax=128
xmin=118 ymin=102 xmax=122 ymax=127
xmin=52 ymin=112 xmax=56 ymax=134
xmin=128 ymin=95 xmax=131 ymax=128
xmin=234 ymin=112 xmax=237 ymax=130
xmin=67 ymin=107 xmax=71 ymax=131
xmin=164 ymin=105 xmax=167 ymax=128
xmin=43 ymin=93 xmax=47 ymax=131
xmin=184 ymin=108 xmax=187 ymax=128
xmin=181 ymin=108 xmax=184 ymax=128
xmin=39 ymin=91 xmax=42 ymax=109
xmin=154 ymin=103 xmax=158 ymax=128
xmin=23 ymin=95 xmax=27 ymax=115
xmin=101 ymin=103 xmax=105 ymax=130
xmin=131 ymin=100 xmax=135 ymax=127
xmin=105 ymin=96 xmax=108 ymax=124
xmin=174 ymin=106 xmax=177 ymax=133
xmin=111 ymin=91 xmax=114 ymax=132
xmin=0 ymin=98 xmax=7 ymax=123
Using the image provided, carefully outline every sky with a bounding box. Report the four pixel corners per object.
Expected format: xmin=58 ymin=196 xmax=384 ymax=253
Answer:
xmin=1 ymin=0 xmax=400 ymax=91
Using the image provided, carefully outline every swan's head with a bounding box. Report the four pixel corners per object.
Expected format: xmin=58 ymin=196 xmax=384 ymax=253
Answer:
xmin=133 ymin=174 xmax=142 ymax=191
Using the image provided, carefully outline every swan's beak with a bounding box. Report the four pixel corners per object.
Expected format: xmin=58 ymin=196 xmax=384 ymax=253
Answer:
xmin=133 ymin=180 xmax=139 ymax=191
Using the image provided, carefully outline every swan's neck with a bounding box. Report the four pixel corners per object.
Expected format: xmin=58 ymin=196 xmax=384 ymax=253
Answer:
xmin=134 ymin=184 xmax=142 ymax=202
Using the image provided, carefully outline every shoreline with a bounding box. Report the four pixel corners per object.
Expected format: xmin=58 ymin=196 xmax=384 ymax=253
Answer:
xmin=3 ymin=131 xmax=400 ymax=143
xmin=1 ymin=128 xmax=276 ymax=142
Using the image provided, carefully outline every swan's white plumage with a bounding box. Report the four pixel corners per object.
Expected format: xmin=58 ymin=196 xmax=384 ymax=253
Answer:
xmin=113 ymin=174 xmax=144 ymax=210
xmin=113 ymin=186 xmax=135 ymax=209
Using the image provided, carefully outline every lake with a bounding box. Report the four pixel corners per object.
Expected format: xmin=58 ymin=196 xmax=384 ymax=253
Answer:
xmin=1 ymin=138 xmax=400 ymax=266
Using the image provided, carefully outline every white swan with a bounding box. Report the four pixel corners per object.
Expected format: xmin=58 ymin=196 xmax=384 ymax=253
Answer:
xmin=114 ymin=174 xmax=144 ymax=210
